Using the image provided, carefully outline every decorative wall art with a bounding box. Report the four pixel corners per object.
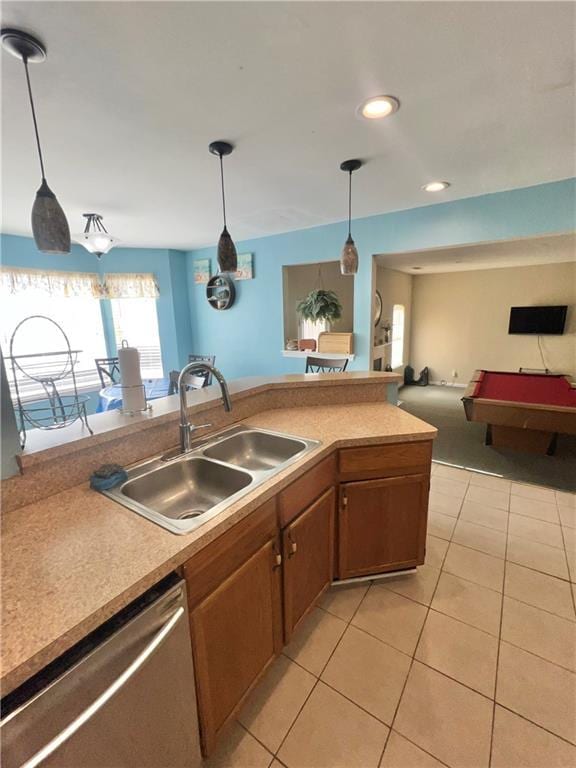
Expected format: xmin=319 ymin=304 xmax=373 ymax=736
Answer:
xmin=193 ymin=259 xmax=211 ymax=284
xmin=235 ymin=253 xmax=253 ymax=281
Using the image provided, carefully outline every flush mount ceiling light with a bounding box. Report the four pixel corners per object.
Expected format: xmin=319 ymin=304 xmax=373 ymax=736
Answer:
xmin=1 ymin=28 xmax=71 ymax=254
xmin=422 ymin=181 xmax=451 ymax=193
xmin=209 ymin=140 xmax=237 ymax=273
xmin=75 ymin=213 xmax=118 ymax=258
xmin=339 ymin=159 xmax=363 ymax=276
xmin=358 ymin=95 xmax=400 ymax=120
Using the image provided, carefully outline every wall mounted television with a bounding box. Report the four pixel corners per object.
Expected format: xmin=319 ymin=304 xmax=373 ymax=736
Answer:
xmin=508 ymin=305 xmax=568 ymax=335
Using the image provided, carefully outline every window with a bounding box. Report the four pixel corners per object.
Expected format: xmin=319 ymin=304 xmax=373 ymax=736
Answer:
xmin=110 ymin=298 xmax=163 ymax=378
xmin=391 ymin=304 xmax=405 ymax=369
xmin=0 ymin=291 xmax=108 ymax=400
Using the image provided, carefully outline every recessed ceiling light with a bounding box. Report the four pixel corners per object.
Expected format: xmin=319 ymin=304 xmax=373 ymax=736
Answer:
xmin=412 ymin=266 xmax=422 ymax=270
xmin=358 ymin=95 xmax=400 ymax=120
xmin=422 ymin=181 xmax=451 ymax=192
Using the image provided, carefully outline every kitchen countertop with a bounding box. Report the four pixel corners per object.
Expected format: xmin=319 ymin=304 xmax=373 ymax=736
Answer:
xmin=1 ymin=401 xmax=436 ymax=696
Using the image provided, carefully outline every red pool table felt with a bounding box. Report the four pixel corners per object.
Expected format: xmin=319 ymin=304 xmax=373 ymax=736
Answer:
xmin=472 ymin=371 xmax=576 ymax=408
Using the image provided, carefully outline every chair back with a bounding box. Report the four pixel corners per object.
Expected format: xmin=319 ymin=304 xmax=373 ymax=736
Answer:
xmin=169 ymin=370 xmax=210 ymax=394
xmin=305 ymin=356 xmax=349 ymax=373
xmin=188 ymin=354 xmax=216 ymax=385
xmin=95 ymin=357 xmax=120 ymax=388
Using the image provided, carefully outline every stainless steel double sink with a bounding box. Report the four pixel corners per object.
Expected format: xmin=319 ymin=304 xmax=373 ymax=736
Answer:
xmin=102 ymin=427 xmax=320 ymax=534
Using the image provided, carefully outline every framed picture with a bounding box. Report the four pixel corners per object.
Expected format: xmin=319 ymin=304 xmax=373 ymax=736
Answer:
xmin=235 ymin=252 xmax=253 ymax=281
xmin=193 ymin=259 xmax=211 ymax=284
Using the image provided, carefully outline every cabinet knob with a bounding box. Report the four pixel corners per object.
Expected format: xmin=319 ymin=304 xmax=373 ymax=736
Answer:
xmin=289 ymin=540 xmax=297 ymax=556
xmin=274 ymin=553 xmax=282 ymax=568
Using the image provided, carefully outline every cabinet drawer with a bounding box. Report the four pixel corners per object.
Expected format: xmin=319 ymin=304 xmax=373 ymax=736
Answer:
xmin=339 ymin=441 xmax=432 ymax=479
xmin=183 ymin=498 xmax=278 ymax=608
xmin=278 ymin=453 xmax=336 ymax=527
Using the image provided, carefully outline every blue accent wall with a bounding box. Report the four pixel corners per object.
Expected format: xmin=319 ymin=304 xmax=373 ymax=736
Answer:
xmin=186 ymin=179 xmax=576 ymax=379
xmin=0 ymin=235 xmax=194 ymax=376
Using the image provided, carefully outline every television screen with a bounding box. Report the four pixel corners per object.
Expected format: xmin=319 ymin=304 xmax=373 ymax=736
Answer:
xmin=508 ymin=305 xmax=567 ymax=335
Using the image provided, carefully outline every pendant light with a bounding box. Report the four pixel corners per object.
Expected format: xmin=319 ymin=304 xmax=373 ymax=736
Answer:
xmin=339 ymin=159 xmax=362 ymax=275
xmin=209 ymin=141 xmax=237 ymax=273
xmin=75 ymin=213 xmax=118 ymax=258
xmin=1 ymin=28 xmax=71 ymax=254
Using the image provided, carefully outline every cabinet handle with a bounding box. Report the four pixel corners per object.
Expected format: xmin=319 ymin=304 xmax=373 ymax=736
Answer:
xmin=342 ymin=493 xmax=348 ymax=508
xmin=272 ymin=542 xmax=282 ymax=568
xmin=288 ymin=531 xmax=297 ymax=557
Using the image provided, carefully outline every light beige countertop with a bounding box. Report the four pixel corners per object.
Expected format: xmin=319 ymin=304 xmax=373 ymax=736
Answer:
xmin=1 ymin=400 xmax=435 ymax=696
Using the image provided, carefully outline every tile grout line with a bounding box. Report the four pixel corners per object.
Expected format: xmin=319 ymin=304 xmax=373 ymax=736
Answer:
xmin=488 ymin=484 xmax=511 ymax=767
xmin=376 ymin=497 xmax=458 ymax=767
xmin=557 ymin=498 xmax=576 ymax=610
xmin=270 ymin=579 xmax=376 ymax=762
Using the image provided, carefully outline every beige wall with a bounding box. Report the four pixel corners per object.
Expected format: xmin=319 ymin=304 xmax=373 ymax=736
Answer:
xmin=410 ymin=261 xmax=576 ymax=384
xmin=282 ymin=261 xmax=354 ymax=341
xmin=374 ymin=267 xmax=413 ymax=371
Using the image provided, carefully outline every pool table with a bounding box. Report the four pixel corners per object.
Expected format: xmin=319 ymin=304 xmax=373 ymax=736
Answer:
xmin=462 ymin=370 xmax=576 ymax=455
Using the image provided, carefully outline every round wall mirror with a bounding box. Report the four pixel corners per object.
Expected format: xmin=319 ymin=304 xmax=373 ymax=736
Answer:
xmin=374 ymin=289 xmax=383 ymax=327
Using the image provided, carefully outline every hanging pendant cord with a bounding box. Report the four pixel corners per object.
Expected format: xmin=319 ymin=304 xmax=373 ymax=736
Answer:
xmin=23 ymin=58 xmax=46 ymax=180
xmin=348 ymin=170 xmax=352 ymax=238
xmin=219 ymin=153 xmax=227 ymax=228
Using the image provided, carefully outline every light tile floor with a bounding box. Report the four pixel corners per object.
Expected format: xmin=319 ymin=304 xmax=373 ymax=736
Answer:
xmin=205 ymin=464 xmax=576 ymax=768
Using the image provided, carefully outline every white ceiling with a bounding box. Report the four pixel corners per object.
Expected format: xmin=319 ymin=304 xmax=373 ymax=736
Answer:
xmin=375 ymin=232 xmax=576 ymax=273
xmin=1 ymin=1 xmax=575 ymax=251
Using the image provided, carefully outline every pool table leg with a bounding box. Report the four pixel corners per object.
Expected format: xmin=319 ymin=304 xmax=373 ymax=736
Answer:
xmin=547 ymin=433 xmax=558 ymax=456
xmin=485 ymin=424 xmax=493 ymax=447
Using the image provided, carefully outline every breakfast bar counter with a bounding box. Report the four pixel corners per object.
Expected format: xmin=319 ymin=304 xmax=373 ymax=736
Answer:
xmin=1 ymin=374 xmax=436 ymax=697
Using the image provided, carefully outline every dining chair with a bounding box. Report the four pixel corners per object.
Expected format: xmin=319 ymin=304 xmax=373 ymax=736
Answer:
xmin=169 ymin=370 xmax=209 ymax=394
xmin=188 ymin=354 xmax=216 ymax=386
xmin=305 ymin=356 xmax=349 ymax=373
xmin=95 ymin=357 xmax=120 ymax=388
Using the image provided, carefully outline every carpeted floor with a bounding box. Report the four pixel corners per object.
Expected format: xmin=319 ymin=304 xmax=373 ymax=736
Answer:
xmin=399 ymin=385 xmax=576 ymax=492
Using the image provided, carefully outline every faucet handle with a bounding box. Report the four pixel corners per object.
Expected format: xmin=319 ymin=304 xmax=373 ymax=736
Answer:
xmin=192 ymin=423 xmax=212 ymax=432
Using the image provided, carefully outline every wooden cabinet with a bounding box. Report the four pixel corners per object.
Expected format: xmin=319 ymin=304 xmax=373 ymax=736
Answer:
xmin=189 ymin=538 xmax=282 ymax=754
xmin=183 ymin=500 xmax=282 ymax=755
xmin=282 ymin=487 xmax=335 ymax=639
xmin=181 ymin=442 xmax=431 ymax=755
xmin=338 ymin=474 xmax=429 ymax=579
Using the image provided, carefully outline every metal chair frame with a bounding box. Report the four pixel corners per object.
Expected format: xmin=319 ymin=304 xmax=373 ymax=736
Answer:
xmin=305 ymin=356 xmax=349 ymax=373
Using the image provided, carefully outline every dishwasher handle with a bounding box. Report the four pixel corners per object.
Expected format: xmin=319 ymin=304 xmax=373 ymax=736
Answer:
xmin=20 ymin=606 xmax=185 ymax=768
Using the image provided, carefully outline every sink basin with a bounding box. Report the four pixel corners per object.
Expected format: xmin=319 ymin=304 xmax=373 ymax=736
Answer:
xmin=121 ymin=457 xmax=252 ymax=522
xmin=203 ymin=430 xmax=307 ymax=471
xmin=102 ymin=426 xmax=320 ymax=534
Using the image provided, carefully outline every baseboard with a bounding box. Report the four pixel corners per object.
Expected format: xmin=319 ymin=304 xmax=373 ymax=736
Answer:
xmin=429 ymin=380 xmax=466 ymax=388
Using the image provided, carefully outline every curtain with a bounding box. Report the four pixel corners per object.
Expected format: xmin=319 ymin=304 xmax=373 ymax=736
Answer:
xmin=0 ymin=266 xmax=104 ymax=298
xmin=103 ymin=273 xmax=159 ymax=299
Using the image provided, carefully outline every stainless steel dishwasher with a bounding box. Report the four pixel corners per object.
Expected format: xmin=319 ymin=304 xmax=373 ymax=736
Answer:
xmin=1 ymin=574 xmax=202 ymax=768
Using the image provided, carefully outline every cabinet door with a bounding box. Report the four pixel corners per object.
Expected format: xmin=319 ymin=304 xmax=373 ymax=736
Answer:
xmin=283 ymin=487 xmax=335 ymax=639
xmin=190 ymin=538 xmax=282 ymax=755
xmin=338 ymin=474 xmax=429 ymax=579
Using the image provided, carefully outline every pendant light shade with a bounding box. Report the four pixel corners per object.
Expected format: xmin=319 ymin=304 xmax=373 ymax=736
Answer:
xmin=339 ymin=159 xmax=363 ymax=275
xmin=209 ymin=141 xmax=237 ymax=273
xmin=340 ymin=234 xmax=359 ymax=275
xmin=1 ymin=28 xmax=71 ymax=255
xmin=32 ymin=179 xmax=71 ymax=254
xmin=217 ymin=226 xmax=237 ymax=273
xmin=75 ymin=213 xmax=117 ymax=258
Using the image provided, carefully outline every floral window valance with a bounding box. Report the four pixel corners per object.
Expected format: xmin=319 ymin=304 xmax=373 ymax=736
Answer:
xmin=0 ymin=266 xmax=104 ymax=298
xmin=102 ymin=273 xmax=159 ymax=299
xmin=0 ymin=268 xmax=159 ymax=299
